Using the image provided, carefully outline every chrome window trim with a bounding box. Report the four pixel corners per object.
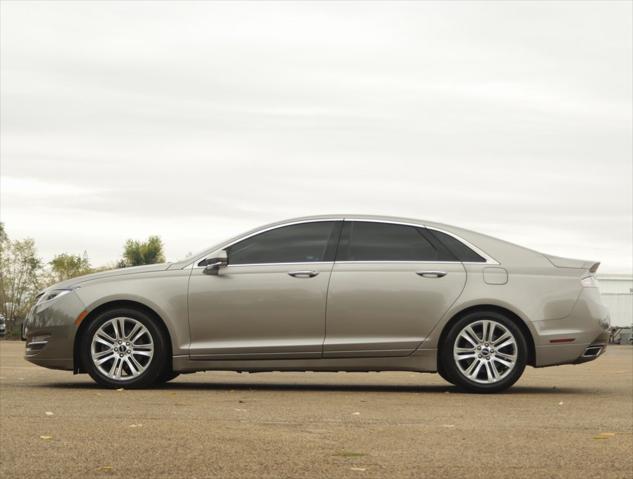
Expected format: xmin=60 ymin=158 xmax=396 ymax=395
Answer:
xmin=423 ymin=226 xmax=499 ymax=265
xmin=191 ymin=217 xmax=499 ymax=268
xmin=225 ymin=261 xmax=334 ymax=268
xmin=192 ymin=219 xmax=343 ymax=268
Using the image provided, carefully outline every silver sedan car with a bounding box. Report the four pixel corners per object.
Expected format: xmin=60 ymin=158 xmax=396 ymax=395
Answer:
xmin=24 ymin=215 xmax=610 ymax=393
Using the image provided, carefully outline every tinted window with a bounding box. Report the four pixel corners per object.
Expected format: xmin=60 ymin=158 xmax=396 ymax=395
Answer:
xmin=428 ymin=229 xmax=486 ymax=262
xmin=338 ymin=221 xmax=451 ymax=261
xmin=228 ymin=221 xmax=337 ymax=265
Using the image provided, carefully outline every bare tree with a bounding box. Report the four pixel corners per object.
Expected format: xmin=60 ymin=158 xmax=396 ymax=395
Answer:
xmin=0 ymin=225 xmax=43 ymax=328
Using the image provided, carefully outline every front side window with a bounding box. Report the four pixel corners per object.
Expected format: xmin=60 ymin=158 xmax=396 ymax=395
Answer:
xmin=228 ymin=221 xmax=338 ymax=265
xmin=338 ymin=221 xmax=454 ymax=262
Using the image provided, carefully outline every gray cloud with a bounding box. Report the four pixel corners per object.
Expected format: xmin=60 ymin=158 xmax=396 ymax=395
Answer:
xmin=1 ymin=1 xmax=631 ymax=271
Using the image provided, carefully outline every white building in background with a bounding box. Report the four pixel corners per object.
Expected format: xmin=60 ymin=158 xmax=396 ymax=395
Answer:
xmin=597 ymin=274 xmax=633 ymax=328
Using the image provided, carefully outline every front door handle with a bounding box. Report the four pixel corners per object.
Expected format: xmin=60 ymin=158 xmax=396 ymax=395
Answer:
xmin=416 ymin=271 xmax=447 ymax=278
xmin=288 ymin=270 xmax=319 ymax=278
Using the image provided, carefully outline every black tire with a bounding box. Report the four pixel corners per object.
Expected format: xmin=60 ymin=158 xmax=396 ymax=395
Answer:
xmin=436 ymin=360 xmax=455 ymax=385
xmin=156 ymin=369 xmax=180 ymax=384
xmin=80 ymin=307 xmax=169 ymax=389
xmin=439 ymin=310 xmax=528 ymax=393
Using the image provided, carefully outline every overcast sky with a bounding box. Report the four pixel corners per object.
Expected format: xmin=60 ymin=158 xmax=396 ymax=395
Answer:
xmin=1 ymin=1 xmax=631 ymax=272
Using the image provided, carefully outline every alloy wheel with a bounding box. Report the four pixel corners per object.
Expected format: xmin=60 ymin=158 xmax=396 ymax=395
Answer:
xmin=453 ymin=319 xmax=517 ymax=384
xmin=90 ymin=317 xmax=154 ymax=381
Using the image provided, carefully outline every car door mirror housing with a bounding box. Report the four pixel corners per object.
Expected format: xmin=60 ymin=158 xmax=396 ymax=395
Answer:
xmin=201 ymin=251 xmax=228 ymax=275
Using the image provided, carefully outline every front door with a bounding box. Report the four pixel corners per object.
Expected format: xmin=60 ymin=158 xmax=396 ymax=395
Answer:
xmin=324 ymin=221 xmax=467 ymax=357
xmin=187 ymin=221 xmax=341 ymax=359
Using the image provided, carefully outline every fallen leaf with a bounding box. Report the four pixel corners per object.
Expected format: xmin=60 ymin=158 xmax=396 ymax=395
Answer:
xmin=334 ymin=451 xmax=366 ymax=458
xmin=558 ymin=401 xmax=564 ymax=406
xmin=234 ymin=408 xmax=247 ymax=412
xmin=45 ymin=411 xmax=54 ymax=416
xmin=593 ymin=432 xmax=616 ymax=440
xmin=116 ymin=388 xmax=124 ymax=392
xmin=351 ymin=467 xmax=367 ymax=472
xmin=96 ymin=465 xmax=113 ymax=473
xmin=352 ymin=412 xmax=361 ymax=416
xmin=40 ymin=435 xmax=52 ymax=440
xmin=128 ymin=424 xmax=143 ymax=428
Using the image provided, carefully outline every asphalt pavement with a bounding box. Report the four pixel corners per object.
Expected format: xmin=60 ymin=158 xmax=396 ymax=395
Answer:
xmin=0 ymin=340 xmax=631 ymax=478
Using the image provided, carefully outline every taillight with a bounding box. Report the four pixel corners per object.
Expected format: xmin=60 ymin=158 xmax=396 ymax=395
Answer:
xmin=581 ymin=275 xmax=599 ymax=288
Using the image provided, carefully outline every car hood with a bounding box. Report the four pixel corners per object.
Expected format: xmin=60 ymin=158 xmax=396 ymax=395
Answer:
xmin=49 ymin=263 xmax=172 ymax=290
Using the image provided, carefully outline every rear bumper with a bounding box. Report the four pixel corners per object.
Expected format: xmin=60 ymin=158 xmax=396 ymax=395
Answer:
xmin=533 ymin=287 xmax=610 ymax=367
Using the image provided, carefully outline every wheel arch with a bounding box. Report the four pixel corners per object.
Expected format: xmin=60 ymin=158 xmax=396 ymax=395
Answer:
xmin=73 ymin=299 xmax=173 ymax=374
xmin=438 ymin=304 xmax=536 ymax=367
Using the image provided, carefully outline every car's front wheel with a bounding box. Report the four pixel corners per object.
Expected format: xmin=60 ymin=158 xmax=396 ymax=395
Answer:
xmin=80 ymin=308 xmax=168 ymax=388
xmin=440 ymin=311 xmax=528 ymax=393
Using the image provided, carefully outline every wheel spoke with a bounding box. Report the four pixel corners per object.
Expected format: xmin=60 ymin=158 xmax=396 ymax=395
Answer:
xmin=97 ymin=329 xmax=116 ymax=343
xmin=493 ymin=332 xmax=512 ymax=346
xmin=108 ymin=356 xmax=120 ymax=377
xmin=487 ymin=361 xmax=500 ymax=381
xmin=481 ymin=321 xmax=489 ymax=344
xmin=111 ymin=318 xmax=124 ymax=340
xmin=496 ymin=338 xmax=515 ymax=351
xmin=125 ymin=358 xmax=138 ymax=376
xmin=129 ymin=355 xmax=144 ymax=372
xmin=132 ymin=350 xmax=152 ymax=358
xmin=465 ymin=326 xmax=481 ymax=344
xmin=96 ymin=354 xmax=115 ymax=365
xmin=126 ymin=322 xmax=142 ymax=341
xmin=93 ymin=349 xmax=113 ymax=359
xmin=471 ymin=360 xmax=484 ymax=379
xmin=492 ymin=356 xmax=513 ymax=368
xmin=131 ymin=329 xmax=147 ymax=344
xmin=455 ymin=347 xmax=477 ymax=361
xmin=487 ymin=322 xmax=496 ymax=343
xmin=460 ymin=330 xmax=478 ymax=347
xmin=95 ymin=336 xmax=114 ymax=348
xmin=496 ymin=351 xmax=516 ymax=361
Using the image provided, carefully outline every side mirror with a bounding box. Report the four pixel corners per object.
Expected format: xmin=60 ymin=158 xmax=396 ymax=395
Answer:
xmin=201 ymin=251 xmax=228 ymax=275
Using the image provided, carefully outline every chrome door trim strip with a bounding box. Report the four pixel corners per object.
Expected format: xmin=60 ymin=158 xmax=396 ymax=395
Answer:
xmin=190 ymin=217 xmax=499 ymax=268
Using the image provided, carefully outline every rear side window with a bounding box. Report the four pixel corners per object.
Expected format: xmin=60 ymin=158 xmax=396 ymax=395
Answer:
xmin=228 ymin=221 xmax=338 ymax=265
xmin=427 ymin=229 xmax=486 ymax=262
xmin=337 ymin=221 xmax=454 ymax=262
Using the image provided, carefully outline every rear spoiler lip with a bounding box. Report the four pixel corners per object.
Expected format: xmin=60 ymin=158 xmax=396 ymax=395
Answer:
xmin=543 ymin=254 xmax=600 ymax=273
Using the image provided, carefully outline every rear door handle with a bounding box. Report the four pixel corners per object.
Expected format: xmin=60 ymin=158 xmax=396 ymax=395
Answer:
xmin=288 ymin=270 xmax=319 ymax=278
xmin=416 ymin=271 xmax=447 ymax=278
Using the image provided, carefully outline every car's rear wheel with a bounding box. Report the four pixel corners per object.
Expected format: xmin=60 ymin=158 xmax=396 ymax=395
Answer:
xmin=80 ymin=308 xmax=168 ymax=388
xmin=440 ymin=311 xmax=527 ymax=393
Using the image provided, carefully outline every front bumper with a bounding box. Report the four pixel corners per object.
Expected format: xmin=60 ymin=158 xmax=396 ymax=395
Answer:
xmin=23 ymin=291 xmax=85 ymax=371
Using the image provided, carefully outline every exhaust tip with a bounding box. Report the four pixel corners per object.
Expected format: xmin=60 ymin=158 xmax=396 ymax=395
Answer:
xmin=582 ymin=346 xmax=603 ymax=358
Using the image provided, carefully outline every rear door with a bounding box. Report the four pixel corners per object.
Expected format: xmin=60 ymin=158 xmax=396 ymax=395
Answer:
xmin=324 ymin=221 xmax=467 ymax=357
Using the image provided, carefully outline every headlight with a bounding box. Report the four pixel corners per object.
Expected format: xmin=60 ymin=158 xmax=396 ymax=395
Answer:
xmin=36 ymin=289 xmax=72 ymax=304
